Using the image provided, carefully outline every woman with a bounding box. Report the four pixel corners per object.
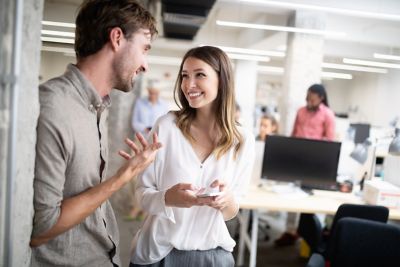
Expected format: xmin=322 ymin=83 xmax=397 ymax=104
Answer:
xmin=130 ymin=46 xmax=255 ymax=266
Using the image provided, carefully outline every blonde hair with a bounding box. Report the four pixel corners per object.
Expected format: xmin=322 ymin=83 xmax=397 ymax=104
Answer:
xmin=173 ymin=46 xmax=243 ymax=159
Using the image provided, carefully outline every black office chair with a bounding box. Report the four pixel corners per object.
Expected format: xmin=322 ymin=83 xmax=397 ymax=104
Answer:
xmin=299 ymin=204 xmax=389 ymax=260
xmin=324 ymin=203 xmax=389 ymax=260
xmin=307 ymin=217 xmax=400 ymax=267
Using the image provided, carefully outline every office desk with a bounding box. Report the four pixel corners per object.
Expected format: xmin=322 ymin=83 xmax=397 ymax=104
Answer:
xmin=237 ymin=185 xmax=400 ymax=267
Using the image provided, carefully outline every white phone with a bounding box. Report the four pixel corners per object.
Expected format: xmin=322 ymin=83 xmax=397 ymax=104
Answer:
xmin=196 ymin=191 xmax=222 ymax=198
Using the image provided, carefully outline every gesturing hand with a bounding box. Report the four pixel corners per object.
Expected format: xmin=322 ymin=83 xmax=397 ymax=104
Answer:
xmin=207 ymin=179 xmax=235 ymax=211
xmin=165 ymin=183 xmax=213 ymax=208
xmin=117 ymin=132 xmax=162 ymax=183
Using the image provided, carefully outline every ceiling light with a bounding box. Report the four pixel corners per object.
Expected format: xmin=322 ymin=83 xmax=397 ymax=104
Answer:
xmin=216 ymin=20 xmax=346 ymax=37
xmin=148 ymin=56 xmax=182 ymax=66
xmin=218 ymin=45 xmax=285 ymax=57
xmin=343 ymin=58 xmax=400 ymax=69
xmin=321 ymin=71 xmax=352 ymax=79
xmin=42 ymin=20 xmax=76 ymax=28
xmin=257 ymin=66 xmax=284 ymax=73
xmin=41 ymin=36 xmax=75 ymax=44
xmin=227 ymin=53 xmax=270 ymax=62
xmin=373 ymin=53 xmax=400 ymax=61
xmin=257 ymin=66 xmax=352 ymax=80
xmin=240 ymin=0 xmax=400 ymax=21
xmin=322 ymin=62 xmax=387 ymax=74
xmin=41 ymin=30 xmax=75 ymax=38
xmin=41 ymin=46 xmax=75 ymax=54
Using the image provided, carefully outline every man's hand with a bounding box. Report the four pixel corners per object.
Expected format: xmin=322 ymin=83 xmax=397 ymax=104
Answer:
xmin=117 ymin=132 xmax=162 ymax=183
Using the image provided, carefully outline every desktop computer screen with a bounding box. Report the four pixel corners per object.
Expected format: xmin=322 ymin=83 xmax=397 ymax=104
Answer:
xmin=261 ymin=135 xmax=342 ymax=190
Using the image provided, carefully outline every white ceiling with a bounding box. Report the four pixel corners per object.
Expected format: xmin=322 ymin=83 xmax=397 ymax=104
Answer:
xmin=42 ymin=0 xmax=400 ymax=69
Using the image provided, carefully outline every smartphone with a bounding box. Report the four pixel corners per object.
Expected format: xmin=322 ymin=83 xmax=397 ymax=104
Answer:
xmin=196 ymin=191 xmax=222 ymax=198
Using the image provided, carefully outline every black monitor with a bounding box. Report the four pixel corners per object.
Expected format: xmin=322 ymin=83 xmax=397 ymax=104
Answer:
xmin=350 ymin=123 xmax=370 ymax=144
xmin=261 ymin=135 xmax=341 ymax=190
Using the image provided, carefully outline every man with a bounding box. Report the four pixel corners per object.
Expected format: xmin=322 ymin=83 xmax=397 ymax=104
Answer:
xmin=275 ymin=83 xmax=335 ymax=246
xmin=131 ymin=85 xmax=168 ymax=135
xmin=30 ymin=1 xmax=160 ymax=266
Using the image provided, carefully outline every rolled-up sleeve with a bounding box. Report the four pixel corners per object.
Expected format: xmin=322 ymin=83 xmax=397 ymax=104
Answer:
xmin=32 ymin=101 xmax=68 ymax=237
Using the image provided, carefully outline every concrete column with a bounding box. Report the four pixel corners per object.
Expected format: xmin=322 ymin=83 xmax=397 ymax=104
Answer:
xmin=0 ymin=0 xmax=43 ymax=266
xmin=234 ymin=60 xmax=257 ymax=132
xmin=279 ymin=11 xmax=325 ymax=135
xmin=107 ymin=77 xmax=141 ymax=214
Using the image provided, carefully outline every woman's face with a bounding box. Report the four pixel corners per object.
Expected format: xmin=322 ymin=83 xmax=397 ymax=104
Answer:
xmin=259 ymin=118 xmax=276 ymax=140
xmin=180 ymin=57 xmax=219 ymax=110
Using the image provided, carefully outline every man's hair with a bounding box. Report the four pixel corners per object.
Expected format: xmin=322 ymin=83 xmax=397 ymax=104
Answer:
xmin=173 ymin=46 xmax=243 ymax=160
xmin=75 ymin=0 xmax=157 ymax=59
xmin=308 ymin=83 xmax=329 ymax=107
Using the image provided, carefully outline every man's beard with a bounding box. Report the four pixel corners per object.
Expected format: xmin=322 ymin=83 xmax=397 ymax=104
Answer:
xmin=306 ymin=105 xmax=319 ymax=112
xmin=114 ymin=74 xmax=135 ymax=93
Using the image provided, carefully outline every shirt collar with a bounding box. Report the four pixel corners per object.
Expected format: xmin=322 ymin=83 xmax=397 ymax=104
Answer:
xmin=64 ymin=64 xmax=111 ymax=112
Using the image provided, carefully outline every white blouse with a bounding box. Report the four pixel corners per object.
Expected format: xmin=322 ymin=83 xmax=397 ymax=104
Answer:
xmin=131 ymin=112 xmax=255 ymax=264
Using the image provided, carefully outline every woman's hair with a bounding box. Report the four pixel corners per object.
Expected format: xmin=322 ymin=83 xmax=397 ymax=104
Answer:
xmin=261 ymin=113 xmax=279 ymax=134
xmin=75 ymin=0 xmax=157 ymax=59
xmin=308 ymin=84 xmax=329 ymax=107
xmin=173 ymin=46 xmax=243 ymax=159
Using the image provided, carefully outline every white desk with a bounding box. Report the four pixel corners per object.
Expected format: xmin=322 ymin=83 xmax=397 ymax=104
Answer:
xmin=237 ymin=185 xmax=400 ymax=267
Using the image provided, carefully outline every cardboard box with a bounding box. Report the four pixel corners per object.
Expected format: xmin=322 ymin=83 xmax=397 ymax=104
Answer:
xmin=363 ymin=179 xmax=400 ymax=209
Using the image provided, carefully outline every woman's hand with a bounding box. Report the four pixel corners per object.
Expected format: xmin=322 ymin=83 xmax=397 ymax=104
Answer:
xmin=165 ymin=183 xmax=212 ymax=208
xmin=207 ymin=180 xmax=239 ymax=220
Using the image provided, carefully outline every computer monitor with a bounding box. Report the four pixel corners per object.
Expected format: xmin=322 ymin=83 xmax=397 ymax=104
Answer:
xmin=261 ymin=135 xmax=342 ymax=190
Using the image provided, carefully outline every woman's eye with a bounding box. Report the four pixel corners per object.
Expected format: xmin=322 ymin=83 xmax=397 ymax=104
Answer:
xmin=196 ymin=73 xmax=206 ymax=77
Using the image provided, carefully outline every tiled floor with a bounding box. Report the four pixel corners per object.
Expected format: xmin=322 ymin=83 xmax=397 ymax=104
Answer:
xmin=115 ymin=210 xmax=307 ymax=267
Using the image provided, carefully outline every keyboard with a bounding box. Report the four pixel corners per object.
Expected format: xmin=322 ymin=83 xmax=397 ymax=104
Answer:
xmin=301 ymin=182 xmax=339 ymax=192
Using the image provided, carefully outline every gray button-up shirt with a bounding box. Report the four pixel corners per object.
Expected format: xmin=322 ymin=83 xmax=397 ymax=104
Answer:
xmin=31 ymin=64 xmax=120 ymax=267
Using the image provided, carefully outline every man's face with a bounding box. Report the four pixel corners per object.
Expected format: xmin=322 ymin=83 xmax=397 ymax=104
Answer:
xmin=113 ymin=28 xmax=152 ymax=92
xmin=306 ymin=91 xmax=322 ymax=111
xmin=148 ymin=88 xmax=160 ymax=103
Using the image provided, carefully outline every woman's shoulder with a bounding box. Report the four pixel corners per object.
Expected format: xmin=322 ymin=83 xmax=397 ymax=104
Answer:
xmin=155 ymin=111 xmax=176 ymax=126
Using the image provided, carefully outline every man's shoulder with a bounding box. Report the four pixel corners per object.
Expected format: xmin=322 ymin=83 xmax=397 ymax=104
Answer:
xmin=39 ymin=75 xmax=73 ymax=103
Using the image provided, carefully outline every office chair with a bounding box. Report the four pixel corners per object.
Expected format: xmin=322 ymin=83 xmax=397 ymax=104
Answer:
xmin=307 ymin=217 xmax=400 ymax=267
xmin=324 ymin=203 xmax=389 ymax=260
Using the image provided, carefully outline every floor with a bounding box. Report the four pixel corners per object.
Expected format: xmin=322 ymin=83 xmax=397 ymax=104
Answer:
xmin=115 ymin=210 xmax=307 ymax=267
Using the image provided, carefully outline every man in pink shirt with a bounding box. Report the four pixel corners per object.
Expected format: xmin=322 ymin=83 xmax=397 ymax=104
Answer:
xmin=275 ymin=84 xmax=336 ymax=247
xmin=292 ymin=84 xmax=335 ymax=141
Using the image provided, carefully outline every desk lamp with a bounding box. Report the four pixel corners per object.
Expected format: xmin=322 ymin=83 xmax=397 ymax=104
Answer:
xmin=388 ymin=128 xmax=400 ymax=155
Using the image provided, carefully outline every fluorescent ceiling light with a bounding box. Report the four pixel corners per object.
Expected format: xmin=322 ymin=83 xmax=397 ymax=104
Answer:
xmin=148 ymin=55 xmax=182 ymax=66
xmin=216 ymin=20 xmax=346 ymax=37
xmin=343 ymin=58 xmax=400 ymax=69
xmin=257 ymin=66 xmax=352 ymax=79
xmin=322 ymin=62 xmax=387 ymax=74
xmin=321 ymin=71 xmax=352 ymax=79
xmin=41 ymin=36 xmax=75 ymax=44
xmin=240 ymin=0 xmax=400 ymax=21
xmin=218 ymin=45 xmax=285 ymax=57
xmin=42 ymin=30 xmax=75 ymax=38
xmin=374 ymin=53 xmax=400 ymax=61
xmin=42 ymin=20 xmax=75 ymax=28
xmin=41 ymin=46 xmax=75 ymax=54
xmin=258 ymin=66 xmax=284 ymax=73
xmin=227 ymin=53 xmax=270 ymax=62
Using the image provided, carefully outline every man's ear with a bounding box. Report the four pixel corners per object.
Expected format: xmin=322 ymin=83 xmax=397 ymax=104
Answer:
xmin=109 ymin=27 xmax=124 ymax=51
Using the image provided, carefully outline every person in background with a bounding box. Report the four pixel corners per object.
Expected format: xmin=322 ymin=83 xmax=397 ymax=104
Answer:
xmin=130 ymin=46 xmax=255 ymax=267
xmin=128 ymin=85 xmax=168 ymax=220
xmin=275 ymin=83 xmax=335 ymax=246
xmin=30 ymin=1 xmax=161 ymax=266
xmin=256 ymin=113 xmax=279 ymax=141
xmin=132 ymin=85 xmax=169 ymax=135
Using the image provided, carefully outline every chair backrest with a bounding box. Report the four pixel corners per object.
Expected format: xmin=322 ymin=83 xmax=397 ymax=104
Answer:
xmin=326 ymin=203 xmax=389 ymax=259
xmin=330 ymin=204 xmax=389 ymax=232
xmin=298 ymin=213 xmax=322 ymax=253
xmin=330 ymin=217 xmax=400 ymax=267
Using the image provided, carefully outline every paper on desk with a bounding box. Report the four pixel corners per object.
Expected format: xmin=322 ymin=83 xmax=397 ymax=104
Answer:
xmin=271 ymin=185 xmax=309 ymax=199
